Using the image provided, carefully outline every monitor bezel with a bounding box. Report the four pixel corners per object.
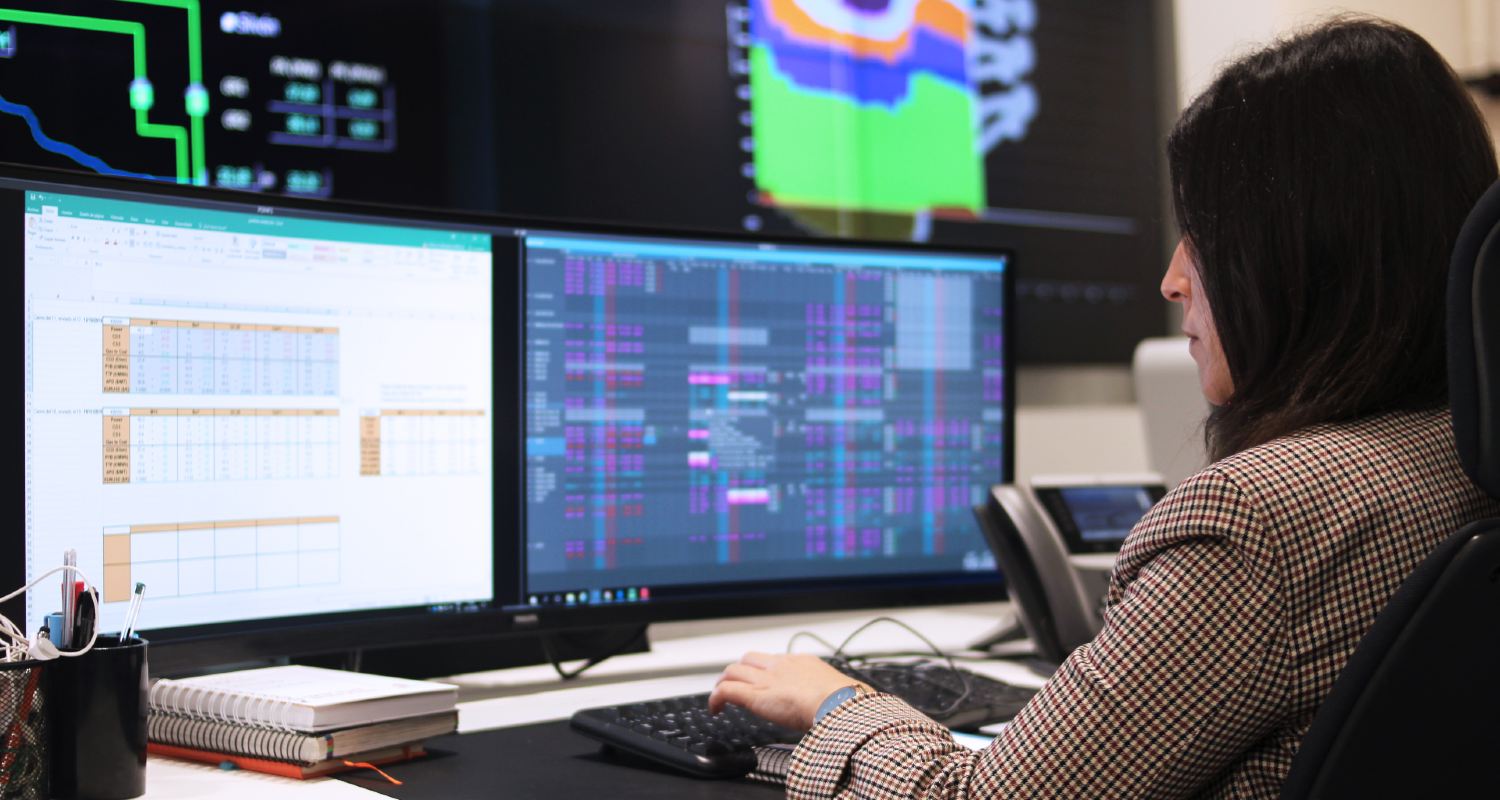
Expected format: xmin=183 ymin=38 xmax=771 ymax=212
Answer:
xmin=4 ymin=162 xmax=525 ymax=673
xmin=503 ymin=227 xmax=1015 ymax=631
xmin=5 ymin=162 xmax=1014 ymax=674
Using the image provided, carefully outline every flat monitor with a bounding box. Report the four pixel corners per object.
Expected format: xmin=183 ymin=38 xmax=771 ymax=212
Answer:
xmin=508 ymin=229 xmax=1012 ymax=624
xmin=4 ymin=164 xmax=503 ymax=671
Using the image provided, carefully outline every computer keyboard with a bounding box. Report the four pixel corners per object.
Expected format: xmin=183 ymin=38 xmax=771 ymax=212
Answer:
xmin=570 ymin=660 xmax=1038 ymax=778
xmin=570 ymin=692 xmax=801 ymax=778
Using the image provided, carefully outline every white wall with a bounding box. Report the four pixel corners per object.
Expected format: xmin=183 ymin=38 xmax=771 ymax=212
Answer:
xmin=1015 ymin=403 xmax=1151 ymax=481
xmin=1175 ymin=1 xmax=1496 ymax=107
xmin=1172 ymin=4 xmax=1278 ymax=108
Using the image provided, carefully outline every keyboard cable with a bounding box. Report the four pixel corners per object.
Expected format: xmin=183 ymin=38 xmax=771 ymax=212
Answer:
xmin=786 ymin=616 xmax=975 ymax=720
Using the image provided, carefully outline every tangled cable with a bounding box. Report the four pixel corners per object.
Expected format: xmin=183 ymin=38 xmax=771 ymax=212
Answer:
xmin=0 ymin=565 xmax=101 ymax=662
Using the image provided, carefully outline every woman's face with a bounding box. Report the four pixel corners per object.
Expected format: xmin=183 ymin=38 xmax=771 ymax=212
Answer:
xmin=1161 ymin=240 xmax=1233 ymax=405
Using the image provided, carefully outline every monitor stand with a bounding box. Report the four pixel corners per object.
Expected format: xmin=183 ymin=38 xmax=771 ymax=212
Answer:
xmin=315 ymin=624 xmax=652 ymax=680
xmin=968 ymin=614 xmax=1028 ymax=651
xmin=968 ymin=612 xmax=1057 ymax=678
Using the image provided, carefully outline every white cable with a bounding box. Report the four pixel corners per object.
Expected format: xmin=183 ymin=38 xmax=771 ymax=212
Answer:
xmin=0 ymin=564 xmax=103 ymax=661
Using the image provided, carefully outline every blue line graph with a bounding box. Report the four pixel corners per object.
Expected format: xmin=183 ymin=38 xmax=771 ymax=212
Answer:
xmin=0 ymin=92 xmax=169 ymax=181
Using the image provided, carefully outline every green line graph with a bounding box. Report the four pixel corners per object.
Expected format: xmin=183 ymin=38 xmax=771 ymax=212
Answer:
xmin=0 ymin=9 xmax=146 ymax=73
xmin=0 ymin=0 xmax=207 ymax=185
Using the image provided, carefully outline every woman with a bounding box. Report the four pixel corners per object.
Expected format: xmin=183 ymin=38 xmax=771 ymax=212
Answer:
xmin=709 ymin=18 xmax=1500 ymax=799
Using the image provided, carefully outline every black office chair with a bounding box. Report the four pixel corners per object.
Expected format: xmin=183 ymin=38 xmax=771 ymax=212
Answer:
xmin=1278 ymin=181 xmax=1500 ymax=798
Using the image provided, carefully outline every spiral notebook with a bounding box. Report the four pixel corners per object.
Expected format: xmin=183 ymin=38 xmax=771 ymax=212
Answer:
xmin=148 ymin=665 xmax=458 ymax=733
xmin=148 ymin=708 xmax=457 ymax=764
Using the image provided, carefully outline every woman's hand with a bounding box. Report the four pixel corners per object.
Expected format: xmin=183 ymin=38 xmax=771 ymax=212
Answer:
xmin=708 ymin=652 xmax=872 ymax=732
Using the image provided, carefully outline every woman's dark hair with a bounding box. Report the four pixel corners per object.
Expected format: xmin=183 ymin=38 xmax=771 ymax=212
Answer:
xmin=1168 ymin=17 xmax=1499 ymax=461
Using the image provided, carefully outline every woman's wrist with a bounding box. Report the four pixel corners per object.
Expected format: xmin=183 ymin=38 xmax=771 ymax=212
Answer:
xmin=813 ymin=683 xmax=870 ymax=725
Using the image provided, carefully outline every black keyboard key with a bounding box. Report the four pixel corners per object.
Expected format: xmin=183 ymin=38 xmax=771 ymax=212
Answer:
xmin=571 ymin=692 xmax=799 ymax=778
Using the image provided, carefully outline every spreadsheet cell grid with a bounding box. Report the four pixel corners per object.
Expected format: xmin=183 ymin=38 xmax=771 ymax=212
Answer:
xmin=102 ymin=318 xmax=340 ymax=397
xmin=103 ymin=409 xmax=340 ymax=485
xmin=102 ymin=518 xmax=343 ymax=602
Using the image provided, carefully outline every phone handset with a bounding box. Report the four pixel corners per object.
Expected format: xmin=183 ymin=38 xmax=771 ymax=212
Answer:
xmin=973 ymin=475 xmax=1166 ymax=666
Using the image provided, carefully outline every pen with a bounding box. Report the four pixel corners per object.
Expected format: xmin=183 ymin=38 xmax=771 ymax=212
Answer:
xmin=71 ymin=588 xmax=97 ymax=651
xmin=120 ymin=582 xmax=146 ymax=641
xmin=59 ymin=549 xmax=76 ymax=649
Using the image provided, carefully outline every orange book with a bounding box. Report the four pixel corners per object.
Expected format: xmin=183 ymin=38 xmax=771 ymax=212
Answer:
xmin=148 ymin=741 xmax=425 ymax=780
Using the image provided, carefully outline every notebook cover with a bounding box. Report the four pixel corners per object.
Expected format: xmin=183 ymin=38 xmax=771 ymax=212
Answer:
xmin=148 ymin=665 xmax=458 ymax=732
xmin=148 ymin=741 xmax=427 ymax=779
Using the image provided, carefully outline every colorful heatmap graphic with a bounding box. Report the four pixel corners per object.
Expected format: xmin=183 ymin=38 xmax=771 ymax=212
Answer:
xmin=748 ymin=0 xmax=986 ymax=216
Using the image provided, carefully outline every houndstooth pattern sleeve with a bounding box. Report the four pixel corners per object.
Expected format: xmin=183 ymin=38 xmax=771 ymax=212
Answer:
xmin=786 ymin=469 xmax=1290 ymax=800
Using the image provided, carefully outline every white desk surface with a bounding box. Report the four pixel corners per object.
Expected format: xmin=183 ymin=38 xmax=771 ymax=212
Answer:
xmin=141 ymin=759 xmax=383 ymax=799
xmin=141 ymin=602 xmax=1038 ymax=798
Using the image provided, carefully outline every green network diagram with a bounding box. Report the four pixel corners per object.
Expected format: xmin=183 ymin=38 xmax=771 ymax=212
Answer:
xmin=0 ymin=0 xmax=209 ymax=185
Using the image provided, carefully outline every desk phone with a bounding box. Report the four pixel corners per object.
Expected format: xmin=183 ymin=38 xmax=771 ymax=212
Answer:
xmin=974 ymin=476 xmax=1166 ymax=665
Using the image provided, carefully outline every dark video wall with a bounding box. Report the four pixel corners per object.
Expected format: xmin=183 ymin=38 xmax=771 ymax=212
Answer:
xmin=0 ymin=0 xmax=1172 ymax=362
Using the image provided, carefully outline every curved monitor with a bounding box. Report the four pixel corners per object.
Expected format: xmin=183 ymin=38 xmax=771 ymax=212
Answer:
xmin=4 ymin=163 xmax=1011 ymax=674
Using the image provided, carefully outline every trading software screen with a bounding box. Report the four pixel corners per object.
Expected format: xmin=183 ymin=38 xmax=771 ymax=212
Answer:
xmin=20 ymin=184 xmax=495 ymax=636
xmin=521 ymin=233 xmax=1008 ymax=607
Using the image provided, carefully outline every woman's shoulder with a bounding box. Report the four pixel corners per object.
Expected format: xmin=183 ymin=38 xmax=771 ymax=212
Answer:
xmin=1205 ymin=407 xmax=1453 ymax=492
xmin=1140 ymin=409 xmax=1453 ymax=535
xmin=1121 ymin=408 xmax=1460 ymax=580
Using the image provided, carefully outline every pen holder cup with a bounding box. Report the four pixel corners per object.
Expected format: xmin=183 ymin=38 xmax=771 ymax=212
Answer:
xmin=49 ymin=636 xmax=148 ymax=800
xmin=0 ymin=657 xmax=50 ymax=800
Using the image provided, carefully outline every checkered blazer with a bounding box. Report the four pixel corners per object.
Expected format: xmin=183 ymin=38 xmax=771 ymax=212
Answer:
xmin=787 ymin=409 xmax=1500 ymax=799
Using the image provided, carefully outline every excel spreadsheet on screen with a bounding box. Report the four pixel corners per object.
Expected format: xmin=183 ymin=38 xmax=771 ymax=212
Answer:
xmin=20 ymin=185 xmax=494 ymax=637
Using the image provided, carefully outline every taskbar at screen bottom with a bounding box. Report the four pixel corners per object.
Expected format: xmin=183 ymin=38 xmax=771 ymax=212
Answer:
xmin=133 ymin=596 xmax=502 ymax=645
xmin=506 ymin=570 xmax=1005 ymax=616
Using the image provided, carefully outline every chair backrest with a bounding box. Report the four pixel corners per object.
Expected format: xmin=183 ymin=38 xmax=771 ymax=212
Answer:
xmin=1279 ymin=180 xmax=1500 ymax=799
xmin=1448 ymin=178 xmax=1500 ymax=497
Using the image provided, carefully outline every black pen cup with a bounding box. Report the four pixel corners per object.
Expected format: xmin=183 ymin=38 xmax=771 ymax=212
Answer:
xmin=48 ymin=635 xmax=148 ymax=800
